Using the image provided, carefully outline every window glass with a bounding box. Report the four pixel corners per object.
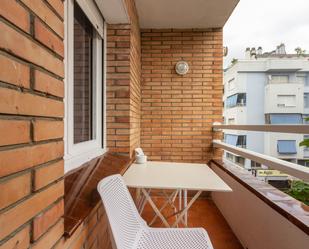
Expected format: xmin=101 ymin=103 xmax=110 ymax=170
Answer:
xmin=271 ymin=75 xmax=289 ymax=83
xmin=251 ymin=161 xmax=261 ymax=168
xmin=73 ymin=4 xmax=94 ymax=143
xmin=237 ymin=93 xmax=246 ymax=106
xmin=237 ymin=135 xmax=247 ymax=148
xmin=277 ymin=140 xmax=297 ymax=154
xmin=235 ymin=156 xmax=245 ymax=166
xmin=297 ymin=75 xmax=308 ymax=86
xmin=269 ymin=114 xmax=302 ymax=124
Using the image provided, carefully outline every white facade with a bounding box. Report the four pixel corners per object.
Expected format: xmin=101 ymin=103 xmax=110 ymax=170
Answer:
xmin=223 ymin=45 xmax=309 ymax=171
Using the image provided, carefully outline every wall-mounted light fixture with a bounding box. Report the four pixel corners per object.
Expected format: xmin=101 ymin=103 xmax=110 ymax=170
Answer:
xmin=175 ymin=61 xmax=189 ymax=75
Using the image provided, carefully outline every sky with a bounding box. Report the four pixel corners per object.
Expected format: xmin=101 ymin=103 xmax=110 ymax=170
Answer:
xmin=223 ymin=0 xmax=309 ymax=68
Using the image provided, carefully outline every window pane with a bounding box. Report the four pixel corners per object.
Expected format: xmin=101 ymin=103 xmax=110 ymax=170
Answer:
xmin=74 ymin=3 xmax=94 ymax=144
xmin=271 ymin=75 xmax=289 ymax=83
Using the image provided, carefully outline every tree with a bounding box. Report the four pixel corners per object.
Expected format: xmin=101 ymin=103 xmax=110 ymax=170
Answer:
xmin=295 ymin=47 xmax=306 ymax=56
xmin=286 ymin=181 xmax=309 ymax=205
xmin=231 ymin=58 xmax=238 ymax=65
xmin=300 ymin=117 xmax=309 ymax=147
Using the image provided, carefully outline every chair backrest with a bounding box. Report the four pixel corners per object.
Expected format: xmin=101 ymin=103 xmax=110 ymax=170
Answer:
xmin=97 ymin=174 xmax=145 ymax=249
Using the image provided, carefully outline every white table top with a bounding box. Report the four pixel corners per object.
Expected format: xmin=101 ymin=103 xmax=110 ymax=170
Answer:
xmin=123 ymin=161 xmax=232 ymax=192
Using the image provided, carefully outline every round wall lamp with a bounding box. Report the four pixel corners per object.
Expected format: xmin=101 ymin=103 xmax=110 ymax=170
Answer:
xmin=175 ymin=61 xmax=189 ymax=75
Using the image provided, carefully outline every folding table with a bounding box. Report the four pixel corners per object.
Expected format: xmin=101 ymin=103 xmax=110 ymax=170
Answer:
xmin=123 ymin=161 xmax=232 ymax=227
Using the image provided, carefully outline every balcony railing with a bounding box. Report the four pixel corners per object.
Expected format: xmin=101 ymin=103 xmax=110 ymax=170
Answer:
xmin=212 ymin=124 xmax=309 ymax=181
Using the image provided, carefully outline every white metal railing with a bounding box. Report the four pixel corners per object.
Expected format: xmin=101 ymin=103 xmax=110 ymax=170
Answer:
xmin=212 ymin=124 xmax=309 ymax=181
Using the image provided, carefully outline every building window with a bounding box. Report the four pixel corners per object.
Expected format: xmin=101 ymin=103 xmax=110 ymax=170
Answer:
xmin=297 ymin=74 xmax=308 ymax=86
xmin=298 ymin=160 xmax=309 ymax=167
xmin=267 ymin=114 xmax=302 ymax=124
xmin=277 ymin=94 xmax=296 ymax=107
xmin=74 ymin=4 xmax=94 ymax=144
xmin=237 ymin=135 xmax=247 ymax=148
xmin=228 ymin=118 xmax=235 ymax=124
xmin=251 ymin=160 xmax=261 ymax=168
xmin=225 ymin=93 xmax=246 ymax=108
xmin=270 ymin=75 xmax=289 ymax=84
xmin=235 ymin=156 xmax=245 ymax=166
xmin=304 ymin=93 xmax=309 ymax=108
xmin=226 ymin=152 xmax=234 ymax=160
xmin=65 ymin=0 xmax=106 ymax=172
xmin=277 ymin=140 xmax=297 ymax=154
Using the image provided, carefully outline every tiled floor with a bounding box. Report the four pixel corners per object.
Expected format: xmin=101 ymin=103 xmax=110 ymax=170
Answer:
xmin=141 ymin=197 xmax=244 ymax=249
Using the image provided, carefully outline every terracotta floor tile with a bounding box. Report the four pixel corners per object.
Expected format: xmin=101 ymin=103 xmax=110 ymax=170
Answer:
xmin=141 ymin=197 xmax=244 ymax=249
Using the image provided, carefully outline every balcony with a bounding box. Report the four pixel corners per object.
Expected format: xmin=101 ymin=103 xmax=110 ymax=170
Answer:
xmin=1 ymin=0 xmax=309 ymax=249
xmin=264 ymin=83 xmax=304 ymax=113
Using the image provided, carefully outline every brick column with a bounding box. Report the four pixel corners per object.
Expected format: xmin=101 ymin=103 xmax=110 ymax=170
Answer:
xmin=0 ymin=0 xmax=64 ymax=248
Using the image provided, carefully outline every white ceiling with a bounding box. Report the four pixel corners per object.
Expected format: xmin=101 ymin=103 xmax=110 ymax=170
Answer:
xmin=135 ymin=0 xmax=239 ymax=29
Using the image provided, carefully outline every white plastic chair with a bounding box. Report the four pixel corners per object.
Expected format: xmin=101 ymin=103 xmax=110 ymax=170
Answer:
xmin=97 ymin=174 xmax=214 ymax=249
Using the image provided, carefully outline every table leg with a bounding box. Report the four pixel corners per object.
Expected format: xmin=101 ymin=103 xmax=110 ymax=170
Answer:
xmin=149 ymin=190 xmax=178 ymax=226
xmin=172 ymin=190 xmax=202 ymax=228
xmin=178 ymin=189 xmax=182 ymax=227
xmin=184 ymin=189 xmax=188 ymax=226
xmin=141 ymin=188 xmax=170 ymax=227
xmin=137 ymin=189 xmax=151 ymax=214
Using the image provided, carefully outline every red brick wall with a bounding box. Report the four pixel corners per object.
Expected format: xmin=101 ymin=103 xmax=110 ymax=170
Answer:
xmin=0 ymin=0 xmax=64 ymax=248
xmin=126 ymin=0 xmax=141 ymax=156
xmin=54 ymin=203 xmax=111 ymax=249
xmin=141 ymin=29 xmax=224 ymax=162
xmin=107 ymin=0 xmax=141 ymax=157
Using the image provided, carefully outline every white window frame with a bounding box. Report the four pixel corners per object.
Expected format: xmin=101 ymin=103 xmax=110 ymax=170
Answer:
xmin=270 ymin=75 xmax=289 ymax=84
xmin=64 ymin=0 xmax=107 ymax=172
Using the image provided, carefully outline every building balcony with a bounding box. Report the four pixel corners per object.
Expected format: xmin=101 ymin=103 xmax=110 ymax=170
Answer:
xmin=1 ymin=0 xmax=309 ymax=249
xmin=265 ymin=83 xmax=304 ymax=114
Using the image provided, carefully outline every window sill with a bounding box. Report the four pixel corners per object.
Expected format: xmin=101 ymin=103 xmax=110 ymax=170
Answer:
xmin=64 ymin=152 xmax=134 ymax=237
xmin=64 ymin=147 xmax=107 ymax=173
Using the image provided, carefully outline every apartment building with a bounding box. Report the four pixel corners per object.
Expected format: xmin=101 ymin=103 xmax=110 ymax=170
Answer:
xmin=223 ymin=44 xmax=309 ymax=173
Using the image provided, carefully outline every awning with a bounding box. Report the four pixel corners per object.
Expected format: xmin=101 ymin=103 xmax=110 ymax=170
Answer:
xmin=225 ymin=134 xmax=238 ymax=146
xmin=270 ymin=114 xmax=302 ymax=124
xmin=277 ymin=140 xmax=297 ymax=154
xmin=226 ymin=95 xmax=238 ymax=108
